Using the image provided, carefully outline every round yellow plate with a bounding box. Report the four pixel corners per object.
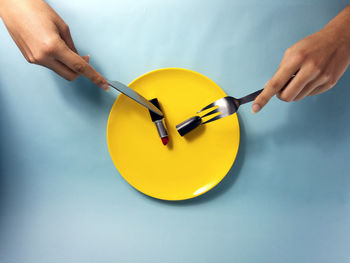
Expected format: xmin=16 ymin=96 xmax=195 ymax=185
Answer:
xmin=107 ymin=68 xmax=240 ymax=201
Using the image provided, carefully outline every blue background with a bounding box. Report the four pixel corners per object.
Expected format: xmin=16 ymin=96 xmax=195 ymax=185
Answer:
xmin=1 ymin=0 xmax=350 ymax=262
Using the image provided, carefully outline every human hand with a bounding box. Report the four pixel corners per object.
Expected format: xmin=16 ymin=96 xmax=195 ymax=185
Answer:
xmin=0 ymin=0 xmax=109 ymax=90
xmin=252 ymin=5 xmax=350 ymax=113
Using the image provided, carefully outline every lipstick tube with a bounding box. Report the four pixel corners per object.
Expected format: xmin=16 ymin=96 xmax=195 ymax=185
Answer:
xmin=148 ymin=98 xmax=169 ymax=145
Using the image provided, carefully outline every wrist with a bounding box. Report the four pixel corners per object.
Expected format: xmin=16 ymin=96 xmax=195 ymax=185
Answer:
xmin=321 ymin=5 xmax=350 ymax=64
xmin=323 ymin=5 xmax=350 ymax=44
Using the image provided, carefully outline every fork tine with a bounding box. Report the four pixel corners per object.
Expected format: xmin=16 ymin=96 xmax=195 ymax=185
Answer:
xmin=201 ymin=114 xmax=224 ymax=125
xmin=200 ymin=108 xmax=221 ymax=118
xmin=197 ymin=102 xmax=217 ymax=113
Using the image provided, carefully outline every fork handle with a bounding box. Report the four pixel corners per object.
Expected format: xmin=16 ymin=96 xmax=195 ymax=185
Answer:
xmin=238 ymin=89 xmax=263 ymax=105
xmin=238 ymin=75 xmax=296 ymax=105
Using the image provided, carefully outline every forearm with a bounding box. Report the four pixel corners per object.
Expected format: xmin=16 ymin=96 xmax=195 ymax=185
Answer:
xmin=322 ymin=5 xmax=350 ymax=47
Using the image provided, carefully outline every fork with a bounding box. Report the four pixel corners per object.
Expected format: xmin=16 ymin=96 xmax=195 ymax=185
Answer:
xmin=176 ymin=89 xmax=262 ymax=136
xmin=176 ymin=75 xmax=296 ymax=136
xmin=199 ymin=89 xmax=264 ymax=124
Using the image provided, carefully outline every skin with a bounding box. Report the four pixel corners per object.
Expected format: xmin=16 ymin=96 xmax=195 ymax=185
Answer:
xmin=252 ymin=5 xmax=350 ymax=113
xmin=1 ymin=1 xmax=349 ymax=100
xmin=0 ymin=0 xmax=109 ymax=90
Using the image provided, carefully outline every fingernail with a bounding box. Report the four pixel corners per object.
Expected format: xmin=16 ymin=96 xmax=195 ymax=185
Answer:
xmin=100 ymin=83 xmax=110 ymax=91
xmin=251 ymin=103 xmax=261 ymax=114
xmin=82 ymin=55 xmax=90 ymax=63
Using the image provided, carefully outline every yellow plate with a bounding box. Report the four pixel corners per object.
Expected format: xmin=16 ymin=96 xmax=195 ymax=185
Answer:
xmin=107 ymin=68 xmax=240 ymax=201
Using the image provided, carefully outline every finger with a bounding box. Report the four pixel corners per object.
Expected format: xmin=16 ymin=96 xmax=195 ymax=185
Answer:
xmin=252 ymin=63 xmax=300 ymax=113
xmin=82 ymin=55 xmax=90 ymax=63
xmin=45 ymin=55 xmax=88 ymax=81
xmin=306 ymin=51 xmax=348 ymax=98
xmin=56 ymin=21 xmax=78 ymax=53
xmin=44 ymin=59 xmax=78 ymax=81
xmin=293 ymin=75 xmax=328 ymax=101
xmin=308 ymin=84 xmax=333 ymax=96
xmin=55 ymin=47 xmax=109 ymax=90
xmin=277 ymin=64 xmax=319 ymax=102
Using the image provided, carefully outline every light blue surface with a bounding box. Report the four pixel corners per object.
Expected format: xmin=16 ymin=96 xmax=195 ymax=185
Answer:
xmin=1 ymin=1 xmax=350 ymax=262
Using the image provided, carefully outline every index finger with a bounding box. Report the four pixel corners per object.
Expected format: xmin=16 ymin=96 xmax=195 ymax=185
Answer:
xmin=252 ymin=64 xmax=299 ymax=113
xmin=55 ymin=46 xmax=109 ymax=90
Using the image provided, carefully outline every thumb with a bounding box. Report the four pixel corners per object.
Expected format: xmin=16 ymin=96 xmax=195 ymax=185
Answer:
xmin=82 ymin=55 xmax=90 ymax=63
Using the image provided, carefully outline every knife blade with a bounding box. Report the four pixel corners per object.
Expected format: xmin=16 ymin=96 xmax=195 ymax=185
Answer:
xmin=108 ymin=80 xmax=163 ymax=117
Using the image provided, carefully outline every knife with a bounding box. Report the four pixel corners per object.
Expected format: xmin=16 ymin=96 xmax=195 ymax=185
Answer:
xmin=108 ymin=80 xmax=163 ymax=117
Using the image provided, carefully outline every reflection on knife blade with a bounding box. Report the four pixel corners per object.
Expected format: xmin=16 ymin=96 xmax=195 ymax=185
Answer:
xmin=107 ymin=80 xmax=163 ymax=117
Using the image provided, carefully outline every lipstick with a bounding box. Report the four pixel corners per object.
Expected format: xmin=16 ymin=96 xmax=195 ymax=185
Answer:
xmin=176 ymin=116 xmax=202 ymax=136
xmin=148 ymin=98 xmax=169 ymax=145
